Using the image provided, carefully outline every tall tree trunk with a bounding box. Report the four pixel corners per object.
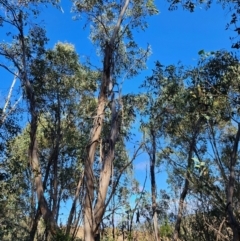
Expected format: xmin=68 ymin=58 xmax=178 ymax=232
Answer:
xmin=83 ymin=97 xmax=108 ymax=241
xmin=84 ymin=92 xmax=119 ymax=241
xmin=173 ymin=175 xmax=189 ymax=241
xmin=29 ymin=208 xmax=41 ymax=241
xmin=226 ymin=123 xmax=240 ymax=241
xmin=149 ymin=128 xmax=159 ymax=241
xmin=83 ymin=43 xmax=112 ymax=240
xmin=66 ymin=172 xmax=84 ymax=236
xmin=52 ymin=92 xmax=61 ymax=221
xmin=173 ymin=137 xmax=196 ymax=241
xmin=29 ymin=144 xmax=61 ymax=240
xmin=94 ymin=97 xmax=119 ymax=232
xmin=18 ymin=13 xmax=58 ymax=236
xmin=83 ymin=1 xmax=130 ymax=241
xmin=111 ymin=165 xmax=115 ymax=241
xmin=27 ymin=86 xmax=58 ymax=235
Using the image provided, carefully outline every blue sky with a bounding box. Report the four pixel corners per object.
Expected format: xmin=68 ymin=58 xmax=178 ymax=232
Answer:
xmin=0 ymin=0 xmax=238 ymax=217
xmin=0 ymin=1 xmax=234 ymax=95
xmin=29 ymin=0 xmax=235 ymax=103
xmin=41 ymin=1 xmax=233 ymax=64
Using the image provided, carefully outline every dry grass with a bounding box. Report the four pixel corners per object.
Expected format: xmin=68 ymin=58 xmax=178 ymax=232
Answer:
xmin=72 ymin=227 xmax=159 ymax=241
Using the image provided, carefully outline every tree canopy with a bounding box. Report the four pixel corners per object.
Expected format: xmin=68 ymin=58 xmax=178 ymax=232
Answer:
xmin=1 ymin=1 xmax=240 ymax=241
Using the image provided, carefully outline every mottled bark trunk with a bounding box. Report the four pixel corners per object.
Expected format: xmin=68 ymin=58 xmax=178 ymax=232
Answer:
xmin=84 ymin=45 xmax=110 ymax=239
xmin=112 ymin=167 xmax=115 ymax=241
xmin=94 ymin=99 xmax=119 ymax=231
xmin=149 ymin=129 xmax=159 ymax=241
xmin=84 ymin=94 xmax=119 ymax=241
xmin=0 ymin=9 xmax=60 ymax=241
xmin=22 ymin=45 xmax=58 ymax=240
xmin=83 ymin=2 xmax=130 ymax=240
xmin=84 ymin=97 xmax=107 ymax=241
xmin=29 ymin=168 xmax=36 ymax=236
xmin=226 ymin=124 xmax=240 ymax=241
xmin=84 ymin=41 xmax=114 ymax=241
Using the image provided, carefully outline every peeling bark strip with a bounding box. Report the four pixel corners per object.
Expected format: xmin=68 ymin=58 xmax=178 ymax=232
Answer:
xmin=83 ymin=1 xmax=130 ymax=241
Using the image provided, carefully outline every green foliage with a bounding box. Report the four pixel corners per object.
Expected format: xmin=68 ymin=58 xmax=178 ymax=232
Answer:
xmin=160 ymin=219 xmax=173 ymax=238
xmin=51 ymin=230 xmax=72 ymax=241
xmin=101 ymin=233 xmax=115 ymax=241
xmin=139 ymin=50 xmax=240 ymax=241
xmin=2 ymin=0 xmax=240 ymax=240
xmin=72 ymin=0 xmax=155 ymax=79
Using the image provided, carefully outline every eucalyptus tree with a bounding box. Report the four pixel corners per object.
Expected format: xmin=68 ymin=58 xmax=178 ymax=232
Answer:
xmin=141 ymin=61 xmax=207 ymax=240
xmin=0 ymin=2 xmax=98 ymax=239
xmin=0 ymin=69 xmax=22 ymax=241
xmin=0 ymin=0 xmax=63 ymax=236
xmin=30 ymin=43 xmax=97 ymax=240
xmin=1 ymin=41 xmax=97 ymax=241
xmin=0 ymin=126 xmax=36 ymax=241
xmin=191 ymin=51 xmax=240 ymax=241
xmin=0 ymin=94 xmax=20 ymax=165
xmin=138 ymin=107 xmax=164 ymax=240
xmin=152 ymin=51 xmax=240 ymax=241
xmin=140 ymin=87 xmax=162 ymax=240
xmin=0 ymin=97 xmax=22 ymax=240
xmin=140 ymin=61 xmax=202 ymax=241
xmin=71 ymin=1 xmax=158 ymax=240
xmin=97 ymin=95 xmax=143 ymax=238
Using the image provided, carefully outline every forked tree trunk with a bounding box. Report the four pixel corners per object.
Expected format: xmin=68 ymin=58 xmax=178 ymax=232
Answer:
xmin=83 ymin=95 xmax=108 ymax=241
xmin=93 ymin=97 xmax=119 ymax=231
xmin=83 ymin=43 xmax=112 ymax=240
xmin=83 ymin=1 xmax=130 ymax=241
